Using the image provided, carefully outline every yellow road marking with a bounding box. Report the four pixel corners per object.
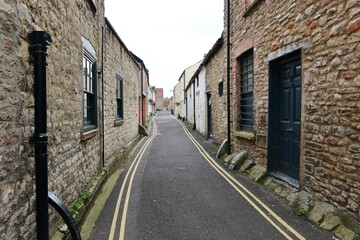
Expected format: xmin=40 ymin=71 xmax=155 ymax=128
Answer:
xmin=177 ymin=119 xmax=306 ymax=240
xmin=119 ymin=124 xmax=157 ymax=240
xmin=108 ymin=122 xmax=157 ymax=240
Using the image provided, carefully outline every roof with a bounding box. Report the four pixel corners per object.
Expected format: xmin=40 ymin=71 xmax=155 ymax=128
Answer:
xmin=130 ymin=51 xmax=150 ymax=75
xmin=177 ymin=60 xmax=202 ymax=82
xmin=105 ymin=18 xmax=141 ymax=70
xmin=185 ymin=36 xmax=224 ymax=91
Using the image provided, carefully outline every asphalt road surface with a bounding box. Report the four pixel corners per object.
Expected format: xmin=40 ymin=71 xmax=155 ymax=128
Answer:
xmin=87 ymin=111 xmax=335 ymax=240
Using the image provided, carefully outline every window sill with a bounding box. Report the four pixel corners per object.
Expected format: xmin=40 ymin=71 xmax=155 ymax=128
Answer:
xmin=243 ymin=0 xmax=265 ymax=18
xmin=235 ymin=131 xmax=255 ymax=141
xmin=114 ymin=119 xmax=124 ymax=127
xmin=81 ymin=128 xmax=98 ymax=141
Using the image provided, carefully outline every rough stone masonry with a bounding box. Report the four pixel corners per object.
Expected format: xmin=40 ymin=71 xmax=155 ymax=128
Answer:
xmin=0 ymin=0 xmax=145 ymax=239
xmin=223 ymin=0 xmax=360 ymax=221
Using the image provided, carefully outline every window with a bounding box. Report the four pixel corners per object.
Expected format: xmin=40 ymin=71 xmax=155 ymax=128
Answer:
xmin=239 ymin=49 xmax=254 ymax=131
xmin=83 ymin=49 xmax=97 ymax=131
xmin=218 ymin=80 xmax=224 ymax=97
xmin=116 ymin=74 xmax=124 ymax=119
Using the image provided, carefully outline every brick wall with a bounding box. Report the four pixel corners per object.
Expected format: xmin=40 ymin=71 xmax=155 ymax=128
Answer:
xmin=155 ymin=88 xmax=164 ymax=110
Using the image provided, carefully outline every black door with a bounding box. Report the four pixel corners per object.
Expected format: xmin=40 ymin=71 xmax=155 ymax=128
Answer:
xmin=269 ymin=50 xmax=301 ymax=180
xmin=207 ymin=93 xmax=212 ymax=139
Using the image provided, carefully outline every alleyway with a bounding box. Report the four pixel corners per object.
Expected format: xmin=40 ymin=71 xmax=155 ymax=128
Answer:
xmin=84 ymin=111 xmax=334 ymax=240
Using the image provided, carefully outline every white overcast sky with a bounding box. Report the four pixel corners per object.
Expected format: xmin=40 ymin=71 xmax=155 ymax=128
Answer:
xmin=105 ymin=0 xmax=224 ymax=98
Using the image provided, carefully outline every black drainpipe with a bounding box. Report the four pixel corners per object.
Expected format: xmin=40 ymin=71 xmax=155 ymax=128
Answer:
xmin=101 ymin=26 xmax=105 ymax=168
xmin=141 ymin=63 xmax=144 ymax=126
xmin=193 ymin=78 xmax=196 ymax=130
xmin=29 ymin=31 xmax=52 ymax=240
xmin=227 ymin=0 xmax=231 ymax=154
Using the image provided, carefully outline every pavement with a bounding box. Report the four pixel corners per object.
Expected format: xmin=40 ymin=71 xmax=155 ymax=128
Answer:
xmin=84 ymin=111 xmax=336 ymax=240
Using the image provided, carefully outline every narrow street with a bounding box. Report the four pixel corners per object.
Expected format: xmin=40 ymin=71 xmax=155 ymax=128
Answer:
xmin=86 ymin=111 xmax=334 ymax=240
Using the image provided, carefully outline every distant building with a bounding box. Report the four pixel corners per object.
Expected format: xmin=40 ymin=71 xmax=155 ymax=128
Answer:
xmin=148 ymin=86 xmax=156 ymax=116
xmin=131 ymin=52 xmax=150 ymax=127
xmin=173 ymin=61 xmax=201 ymax=119
xmin=155 ymin=88 xmax=164 ymax=110
xmin=163 ymin=98 xmax=171 ymax=111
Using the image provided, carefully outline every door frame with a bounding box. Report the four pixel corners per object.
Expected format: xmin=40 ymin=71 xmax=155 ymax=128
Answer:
xmin=268 ymin=49 xmax=302 ymax=181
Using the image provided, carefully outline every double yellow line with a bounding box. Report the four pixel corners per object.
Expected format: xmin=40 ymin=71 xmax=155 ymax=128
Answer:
xmin=177 ymin=119 xmax=306 ymax=240
xmin=108 ymin=121 xmax=157 ymax=240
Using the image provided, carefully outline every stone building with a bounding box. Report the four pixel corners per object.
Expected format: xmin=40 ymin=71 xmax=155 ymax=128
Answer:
xmin=224 ymin=0 xmax=360 ymax=220
xmin=103 ymin=19 xmax=142 ymax=164
xmin=131 ymin=52 xmax=150 ymax=127
xmin=0 ymin=1 xmax=148 ymax=239
xmin=185 ymin=37 xmax=225 ymax=139
xmin=204 ymin=37 xmax=226 ymax=144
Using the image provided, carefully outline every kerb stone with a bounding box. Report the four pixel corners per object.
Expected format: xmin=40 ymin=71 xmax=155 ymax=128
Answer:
xmin=308 ymin=202 xmax=335 ymax=224
xmin=248 ymin=165 xmax=267 ymax=181
xmin=319 ymin=213 xmax=341 ymax=231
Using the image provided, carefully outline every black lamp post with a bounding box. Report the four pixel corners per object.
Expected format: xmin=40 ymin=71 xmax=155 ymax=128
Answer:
xmin=29 ymin=31 xmax=52 ymax=240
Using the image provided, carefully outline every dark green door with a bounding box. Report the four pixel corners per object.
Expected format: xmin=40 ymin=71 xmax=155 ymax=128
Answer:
xmin=269 ymin=50 xmax=301 ymax=180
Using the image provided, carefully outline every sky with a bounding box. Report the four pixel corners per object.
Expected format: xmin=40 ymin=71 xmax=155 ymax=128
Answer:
xmin=105 ymin=0 xmax=224 ymax=98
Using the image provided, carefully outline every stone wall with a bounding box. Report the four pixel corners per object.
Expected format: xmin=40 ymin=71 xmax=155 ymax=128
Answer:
xmin=205 ymin=38 xmax=226 ymax=145
xmin=0 ymin=0 xmax=146 ymax=239
xmin=0 ymin=0 xmax=32 ymax=239
xmin=225 ymin=0 xmax=360 ymax=220
xmin=1 ymin=0 xmax=105 ymax=238
xmin=103 ymin=20 xmax=141 ymax=162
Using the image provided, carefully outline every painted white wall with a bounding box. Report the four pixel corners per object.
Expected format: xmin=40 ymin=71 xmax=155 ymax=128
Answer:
xmin=148 ymin=86 xmax=153 ymax=116
xmin=186 ymin=84 xmax=194 ymax=123
xmin=174 ymin=61 xmax=201 ymax=119
xmin=174 ymin=81 xmax=182 ymax=117
xmin=195 ymin=66 xmax=206 ymax=135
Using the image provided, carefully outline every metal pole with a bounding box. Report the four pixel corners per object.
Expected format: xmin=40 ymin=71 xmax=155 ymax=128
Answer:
xmin=227 ymin=0 xmax=231 ymax=154
xmin=193 ymin=79 xmax=196 ymax=130
xmin=29 ymin=31 xmax=52 ymax=240
xmin=101 ymin=26 xmax=105 ymax=168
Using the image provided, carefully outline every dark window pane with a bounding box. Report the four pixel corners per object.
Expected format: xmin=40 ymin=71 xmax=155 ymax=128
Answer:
xmin=116 ymin=75 xmax=123 ymax=119
xmin=239 ymin=50 xmax=254 ymax=131
xmin=83 ymin=50 xmax=97 ymax=130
